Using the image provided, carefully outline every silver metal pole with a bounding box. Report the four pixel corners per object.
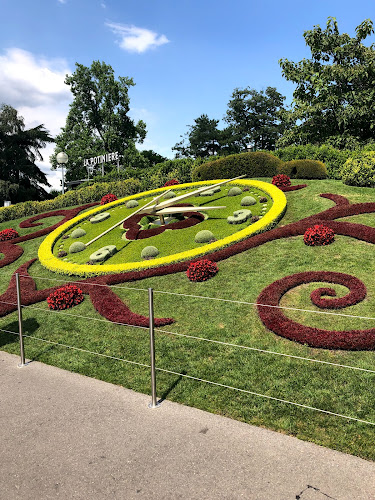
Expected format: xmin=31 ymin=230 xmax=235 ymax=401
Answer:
xmin=102 ymin=160 xmax=104 ymax=177
xmin=61 ymin=165 xmax=65 ymax=195
xmin=148 ymin=288 xmax=160 ymax=408
xmin=15 ymin=273 xmax=25 ymax=367
xmin=117 ymin=156 xmax=120 ymax=173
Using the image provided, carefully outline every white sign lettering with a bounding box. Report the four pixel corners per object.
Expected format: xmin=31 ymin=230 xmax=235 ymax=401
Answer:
xmin=83 ymin=151 xmax=119 ymax=168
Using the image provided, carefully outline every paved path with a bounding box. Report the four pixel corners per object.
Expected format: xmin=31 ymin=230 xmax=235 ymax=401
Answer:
xmin=1 ymin=351 xmax=374 ymax=500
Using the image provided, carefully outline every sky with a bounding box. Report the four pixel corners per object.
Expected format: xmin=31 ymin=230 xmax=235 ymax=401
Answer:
xmin=1 ymin=0 xmax=375 ymax=190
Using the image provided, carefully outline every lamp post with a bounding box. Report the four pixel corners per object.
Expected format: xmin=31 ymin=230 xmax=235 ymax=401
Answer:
xmin=56 ymin=152 xmax=68 ymax=194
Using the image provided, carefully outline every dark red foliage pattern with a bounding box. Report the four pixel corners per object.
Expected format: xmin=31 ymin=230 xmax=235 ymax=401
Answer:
xmin=186 ymin=260 xmax=218 ymax=282
xmin=304 ymin=224 xmax=335 ymax=246
xmin=272 ymin=174 xmax=291 ymax=187
xmin=47 ymin=284 xmax=84 ymax=310
xmin=0 ymin=228 xmax=19 ymax=241
xmin=278 ymin=184 xmax=307 ymax=192
xmin=164 ymin=179 xmax=179 ymax=186
xmin=100 ymin=193 xmax=118 ymax=205
xmin=1 ymin=192 xmax=375 ymax=344
xmin=257 ymin=271 xmax=375 ymax=350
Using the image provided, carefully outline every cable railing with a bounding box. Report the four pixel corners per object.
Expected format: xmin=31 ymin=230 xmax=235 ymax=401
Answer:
xmin=1 ymin=272 xmax=374 ymax=425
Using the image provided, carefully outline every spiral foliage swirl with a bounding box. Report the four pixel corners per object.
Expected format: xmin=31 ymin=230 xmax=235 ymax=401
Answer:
xmin=257 ymin=271 xmax=375 ymax=350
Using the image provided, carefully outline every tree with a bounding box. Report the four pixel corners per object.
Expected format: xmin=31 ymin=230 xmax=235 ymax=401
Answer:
xmin=51 ymin=61 xmax=147 ymax=181
xmin=225 ymin=87 xmax=286 ymax=150
xmin=279 ymin=17 xmax=375 ymax=147
xmin=173 ymin=114 xmax=236 ymax=158
xmin=0 ymin=104 xmax=53 ymax=201
xmin=140 ymin=149 xmax=168 ymax=166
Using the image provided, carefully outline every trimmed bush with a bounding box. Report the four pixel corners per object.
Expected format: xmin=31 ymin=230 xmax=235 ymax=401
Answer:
xmin=163 ymin=191 xmax=176 ymax=199
xmin=241 ymin=196 xmax=256 ymax=206
xmin=141 ymin=246 xmax=159 ymax=259
xmin=200 ymin=190 xmax=215 ymax=196
xmin=228 ymin=187 xmax=242 ymax=197
xmin=279 ymin=159 xmax=328 ymax=179
xmin=100 ymin=193 xmax=118 ymax=205
xmin=192 ymin=152 xmax=283 ymax=181
xmin=304 ymin=225 xmax=335 ymax=246
xmin=227 ymin=209 xmax=252 ymax=224
xmin=341 ymin=152 xmax=375 ymax=187
xmin=69 ymin=241 xmax=86 ymax=253
xmin=0 ymin=228 xmax=19 ymax=241
xmin=71 ymin=228 xmax=87 ymax=238
xmin=90 ymin=212 xmax=110 ymax=223
xmin=259 ymin=196 xmax=268 ymax=203
xmin=57 ymin=250 xmax=67 ymax=258
xmin=47 ymin=284 xmax=84 ymax=310
xmin=186 ymin=259 xmax=218 ymax=282
xmin=272 ymin=174 xmax=291 ymax=187
xmin=90 ymin=245 xmax=117 ymax=263
xmin=126 ymin=199 xmax=139 ymax=208
xmin=194 ymin=230 xmax=215 ymax=243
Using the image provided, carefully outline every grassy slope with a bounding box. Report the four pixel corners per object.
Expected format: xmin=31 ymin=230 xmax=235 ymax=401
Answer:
xmin=0 ymin=179 xmax=374 ymax=460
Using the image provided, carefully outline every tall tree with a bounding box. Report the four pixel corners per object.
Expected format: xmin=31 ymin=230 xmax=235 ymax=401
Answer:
xmin=279 ymin=17 xmax=375 ymax=148
xmin=225 ymin=87 xmax=286 ymax=150
xmin=173 ymin=114 xmax=237 ymax=158
xmin=52 ymin=61 xmax=147 ymax=181
xmin=0 ymin=104 xmax=53 ymax=201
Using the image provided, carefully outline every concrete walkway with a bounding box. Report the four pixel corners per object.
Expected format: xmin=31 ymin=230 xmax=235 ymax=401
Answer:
xmin=1 ymin=351 xmax=374 ymax=500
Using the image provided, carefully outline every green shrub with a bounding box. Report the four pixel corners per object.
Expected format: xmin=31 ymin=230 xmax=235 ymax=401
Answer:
xmin=71 ymin=228 xmax=87 ymax=238
xmin=279 ymin=159 xmax=328 ymax=179
xmin=228 ymin=187 xmax=242 ymax=196
xmin=241 ymin=196 xmax=256 ymax=206
xmin=341 ymin=152 xmax=375 ymax=187
xmin=194 ymin=230 xmax=215 ymax=243
xmin=126 ymin=199 xmax=139 ymax=208
xmin=227 ymin=209 xmax=252 ymax=224
xmin=163 ymin=191 xmax=176 ymax=199
xmin=192 ymin=152 xmax=282 ymax=181
xmin=273 ymin=144 xmax=349 ymax=179
xmin=90 ymin=212 xmax=110 ymax=223
xmin=90 ymin=245 xmax=117 ymax=262
xmin=141 ymin=246 xmax=159 ymax=259
xmin=69 ymin=242 xmax=86 ymax=253
xmin=200 ymin=190 xmax=215 ymax=196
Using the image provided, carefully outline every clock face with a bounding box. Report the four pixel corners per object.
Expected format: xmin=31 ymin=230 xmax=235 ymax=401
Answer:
xmin=39 ymin=180 xmax=286 ymax=277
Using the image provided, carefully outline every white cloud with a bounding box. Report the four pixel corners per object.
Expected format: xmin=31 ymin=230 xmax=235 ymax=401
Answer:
xmin=58 ymin=0 xmax=67 ymax=4
xmin=0 ymin=48 xmax=72 ymax=190
xmin=106 ymin=22 xmax=170 ymax=53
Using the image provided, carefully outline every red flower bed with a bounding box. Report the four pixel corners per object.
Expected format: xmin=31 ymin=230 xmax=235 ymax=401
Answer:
xmin=186 ymin=259 xmax=218 ymax=282
xmin=278 ymin=184 xmax=307 ymax=192
xmin=164 ymin=179 xmax=179 ymax=186
xmin=304 ymin=224 xmax=335 ymax=246
xmin=272 ymin=174 xmax=291 ymax=187
xmin=47 ymin=284 xmax=84 ymax=310
xmin=100 ymin=193 xmax=118 ymax=205
xmin=257 ymin=271 xmax=375 ymax=350
xmin=0 ymin=228 xmax=19 ymax=241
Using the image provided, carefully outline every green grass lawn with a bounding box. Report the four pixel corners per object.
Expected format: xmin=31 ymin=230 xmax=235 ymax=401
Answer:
xmin=0 ymin=178 xmax=374 ymax=461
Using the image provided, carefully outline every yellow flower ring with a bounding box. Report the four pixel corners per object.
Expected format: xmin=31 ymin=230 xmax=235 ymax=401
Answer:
xmin=38 ymin=180 xmax=287 ymax=277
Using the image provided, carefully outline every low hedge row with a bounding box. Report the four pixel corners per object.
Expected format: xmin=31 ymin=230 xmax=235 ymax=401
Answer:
xmin=0 ymin=178 xmax=140 ymax=223
xmin=191 ymin=152 xmax=283 ymax=181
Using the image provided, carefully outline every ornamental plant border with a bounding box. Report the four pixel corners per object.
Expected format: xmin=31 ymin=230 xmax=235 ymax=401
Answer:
xmin=38 ymin=180 xmax=287 ymax=277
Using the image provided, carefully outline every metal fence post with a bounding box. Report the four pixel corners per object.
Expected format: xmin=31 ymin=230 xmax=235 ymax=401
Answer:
xmin=148 ymin=288 xmax=160 ymax=408
xmin=15 ymin=273 xmax=25 ymax=367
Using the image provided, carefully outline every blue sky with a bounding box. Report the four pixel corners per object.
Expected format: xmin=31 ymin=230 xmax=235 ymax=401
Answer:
xmin=1 ymin=0 xmax=374 ymax=189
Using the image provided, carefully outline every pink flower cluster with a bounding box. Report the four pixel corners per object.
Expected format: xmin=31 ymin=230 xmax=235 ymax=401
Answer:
xmin=100 ymin=193 xmax=118 ymax=205
xmin=186 ymin=259 xmax=218 ymax=282
xmin=47 ymin=284 xmax=84 ymax=310
xmin=304 ymin=224 xmax=335 ymax=246
xmin=0 ymin=228 xmax=19 ymax=241
xmin=272 ymin=174 xmax=291 ymax=187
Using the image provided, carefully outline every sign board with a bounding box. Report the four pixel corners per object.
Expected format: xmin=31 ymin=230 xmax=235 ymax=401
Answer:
xmin=83 ymin=151 xmax=119 ymax=168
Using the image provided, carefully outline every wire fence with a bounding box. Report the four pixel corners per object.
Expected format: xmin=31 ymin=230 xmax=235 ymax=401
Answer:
xmin=1 ymin=272 xmax=374 ymax=425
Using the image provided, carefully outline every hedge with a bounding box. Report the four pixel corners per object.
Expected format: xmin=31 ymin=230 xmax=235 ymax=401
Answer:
xmin=191 ymin=152 xmax=283 ymax=181
xmin=279 ymin=159 xmax=328 ymax=179
xmin=0 ymin=178 xmax=141 ymax=223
